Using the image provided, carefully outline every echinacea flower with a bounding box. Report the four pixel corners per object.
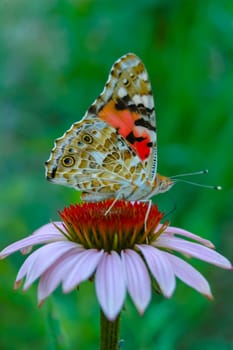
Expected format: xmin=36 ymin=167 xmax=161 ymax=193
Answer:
xmin=0 ymin=201 xmax=231 ymax=321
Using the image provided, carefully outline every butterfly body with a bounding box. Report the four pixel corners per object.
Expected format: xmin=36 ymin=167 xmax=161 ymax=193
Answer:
xmin=46 ymin=53 xmax=174 ymax=200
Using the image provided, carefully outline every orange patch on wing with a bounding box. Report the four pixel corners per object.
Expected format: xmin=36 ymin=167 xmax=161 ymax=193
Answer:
xmin=99 ymin=100 xmax=152 ymax=161
xmin=99 ymin=100 xmax=136 ymax=138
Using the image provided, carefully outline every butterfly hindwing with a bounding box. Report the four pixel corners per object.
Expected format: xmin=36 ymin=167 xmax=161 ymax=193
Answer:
xmin=46 ymin=117 xmax=147 ymax=200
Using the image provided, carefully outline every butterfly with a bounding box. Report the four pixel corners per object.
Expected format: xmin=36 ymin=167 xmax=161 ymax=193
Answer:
xmin=45 ymin=53 xmax=174 ymax=201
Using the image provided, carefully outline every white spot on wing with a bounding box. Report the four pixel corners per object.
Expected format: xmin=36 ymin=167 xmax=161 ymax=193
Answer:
xmin=132 ymin=94 xmax=154 ymax=109
xmin=139 ymin=72 xmax=148 ymax=81
xmin=118 ymin=87 xmax=128 ymax=98
xmin=142 ymin=94 xmax=154 ymax=109
xmin=132 ymin=94 xmax=142 ymax=105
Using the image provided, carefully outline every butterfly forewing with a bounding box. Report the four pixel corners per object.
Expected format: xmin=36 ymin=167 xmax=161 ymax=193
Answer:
xmin=86 ymin=53 xmax=157 ymax=182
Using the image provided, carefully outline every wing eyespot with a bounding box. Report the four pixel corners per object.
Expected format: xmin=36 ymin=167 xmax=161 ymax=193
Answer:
xmin=81 ymin=133 xmax=93 ymax=144
xmin=62 ymin=156 xmax=75 ymax=167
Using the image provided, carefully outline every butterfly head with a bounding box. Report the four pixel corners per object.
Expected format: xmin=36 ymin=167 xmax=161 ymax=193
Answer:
xmin=155 ymin=173 xmax=174 ymax=194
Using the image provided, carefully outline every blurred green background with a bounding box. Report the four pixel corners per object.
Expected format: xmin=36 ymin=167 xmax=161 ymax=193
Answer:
xmin=0 ymin=0 xmax=232 ymax=349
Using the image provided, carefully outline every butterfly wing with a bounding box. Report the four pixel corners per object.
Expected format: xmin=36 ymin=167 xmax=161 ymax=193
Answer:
xmin=86 ymin=53 xmax=157 ymax=183
xmin=46 ymin=53 xmax=159 ymax=200
xmin=46 ymin=117 xmax=147 ymax=200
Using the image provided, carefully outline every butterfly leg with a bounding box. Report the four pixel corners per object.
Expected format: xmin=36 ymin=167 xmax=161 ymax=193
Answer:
xmin=104 ymin=193 xmax=123 ymax=216
xmin=139 ymin=199 xmax=152 ymax=233
xmin=127 ymin=199 xmax=152 ymax=232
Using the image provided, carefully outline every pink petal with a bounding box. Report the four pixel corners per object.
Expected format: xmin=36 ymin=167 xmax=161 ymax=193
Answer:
xmin=0 ymin=222 xmax=65 ymax=259
xmin=62 ymin=249 xmax=104 ymax=292
xmin=155 ymin=236 xmax=232 ymax=269
xmin=16 ymin=241 xmax=80 ymax=289
xmin=163 ymin=226 xmax=215 ymax=248
xmin=163 ymin=252 xmax=213 ymax=299
xmin=121 ymin=249 xmax=151 ymax=313
xmin=95 ymin=251 xmax=126 ymax=321
xmin=38 ymin=247 xmax=85 ymax=303
xmin=137 ymin=245 xmax=176 ymax=297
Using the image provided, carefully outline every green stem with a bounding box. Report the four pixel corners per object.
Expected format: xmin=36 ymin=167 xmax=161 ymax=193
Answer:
xmin=100 ymin=309 xmax=121 ymax=350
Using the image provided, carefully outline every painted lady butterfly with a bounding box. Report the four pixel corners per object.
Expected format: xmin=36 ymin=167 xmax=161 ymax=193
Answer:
xmin=45 ymin=53 xmax=174 ymax=201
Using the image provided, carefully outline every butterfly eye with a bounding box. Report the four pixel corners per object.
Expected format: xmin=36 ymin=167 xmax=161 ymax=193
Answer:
xmin=62 ymin=156 xmax=75 ymax=167
xmin=81 ymin=133 xmax=93 ymax=144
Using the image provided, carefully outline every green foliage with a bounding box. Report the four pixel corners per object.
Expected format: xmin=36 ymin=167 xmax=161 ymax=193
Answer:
xmin=0 ymin=0 xmax=232 ymax=349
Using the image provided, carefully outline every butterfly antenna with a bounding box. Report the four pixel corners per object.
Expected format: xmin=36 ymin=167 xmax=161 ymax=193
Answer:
xmin=174 ymin=179 xmax=221 ymax=190
xmin=170 ymin=169 xmax=209 ymax=178
xmin=170 ymin=169 xmax=222 ymax=191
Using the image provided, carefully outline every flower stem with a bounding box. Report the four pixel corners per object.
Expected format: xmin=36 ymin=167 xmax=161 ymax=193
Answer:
xmin=100 ymin=309 xmax=121 ymax=350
